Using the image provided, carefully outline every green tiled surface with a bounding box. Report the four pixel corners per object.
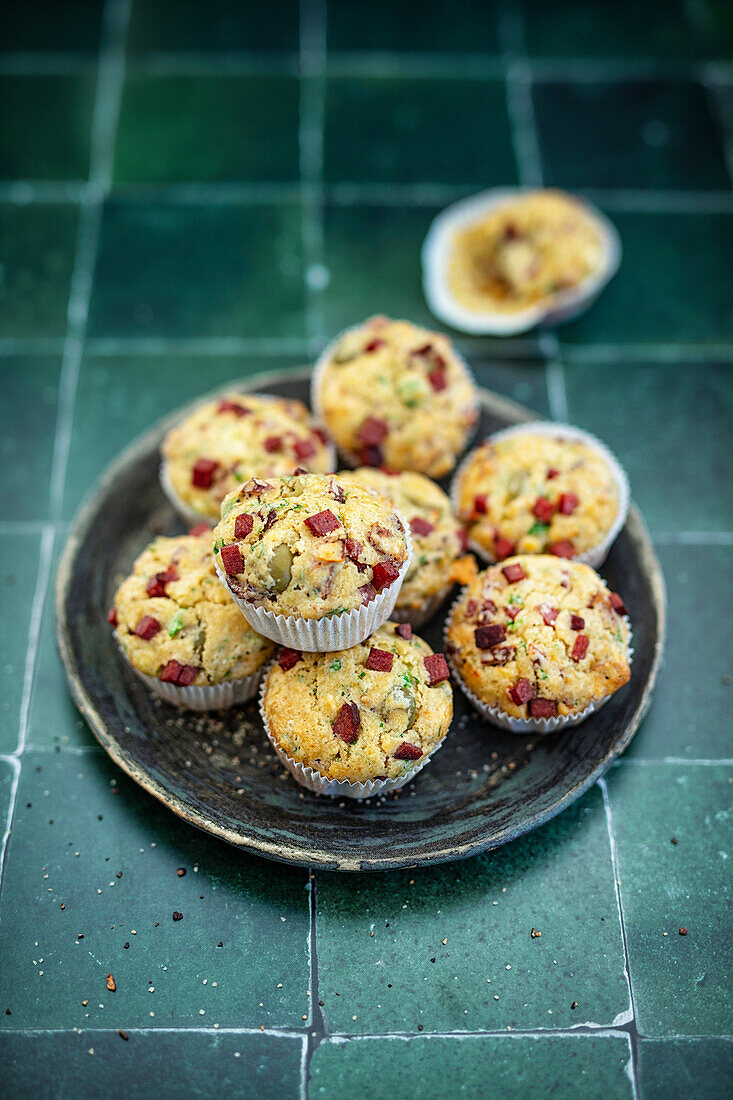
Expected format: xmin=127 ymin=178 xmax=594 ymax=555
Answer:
xmin=0 ymin=751 xmax=310 ymax=1029
xmin=0 ymin=1032 xmax=305 ymax=1099
xmin=127 ymin=0 xmax=300 ymax=55
xmin=114 ymin=75 xmax=300 ymax=183
xmin=607 ymin=765 xmax=732 ymax=1037
xmin=311 ymin=1035 xmax=634 ymax=1099
xmin=0 ymin=357 xmax=60 ymax=520
xmin=88 ymin=201 xmax=305 ymax=338
xmin=626 ymin=544 xmax=733 ymax=761
xmin=0 ymin=534 xmax=42 ymax=754
xmin=327 ymin=0 xmax=502 ymax=54
xmin=558 ymin=212 xmax=733 ymax=345
xmin=323 ymin=77 xmax=517 ymax=185
xmin=0 ymin=203 xmax=80 ymax=337
xmin=2 ymin=0 xmax=732 ymax=1096
xmin=0 ymin=0 xmax=104 ymax=54
xmin=0 ymin=74 xmax=96 ymax=181
xmin=563 ymin=361 xmax=733 ymax=532
xmin=637 ymin=1039 xmax=733 ymax=1100
xmin=533 ymin=80 xmax=729 ymax=191
xmin=317 ymin=786 xmax=629 ymax=1033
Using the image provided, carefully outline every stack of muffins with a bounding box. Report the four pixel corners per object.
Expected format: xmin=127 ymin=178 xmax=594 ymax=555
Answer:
xmin=111 ymin=317 xmax=632 ymax=799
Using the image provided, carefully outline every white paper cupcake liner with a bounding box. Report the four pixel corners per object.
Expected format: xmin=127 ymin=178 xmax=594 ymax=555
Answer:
xmin=258 ymin=664 xmax=445 ymax=799
xmin=214 ymin=513 xmax=413 ymax=653
xmin=421 ymin=187 xmax=621 ymax=336
xmin=117 ymin=640 xmax=265 ymax=710
xmin=443 ymin=590 xmax=634 ymax=734
xmin=310 ymin=322 xmax=479 ymax=470
xmin=450 ymin=420 xmax=629 ymax=569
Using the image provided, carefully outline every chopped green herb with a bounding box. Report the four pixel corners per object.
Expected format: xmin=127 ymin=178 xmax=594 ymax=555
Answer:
xmin=168 ymin=610 xmax=184 ymax=638
xmin=324 ymin=606 xmax=348 ymax=618
xmin=330 ymin=659 xmax=342 ymax=671
xmin=528 ymin=521 xmax=549 ymax=537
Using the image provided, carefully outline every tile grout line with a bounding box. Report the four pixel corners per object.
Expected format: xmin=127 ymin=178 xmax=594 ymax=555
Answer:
xmin=304 ymin=869 xmax=326 ymax=1099
xmin=0 ymin=755 xmax=21 ymax=897
xmin=15 ymin=525 xmax=56 ymax=759
xmin=598 ymin=776 xmax=641 ymax=1099
xmin=299 ymin=0 xmax=328 ymax=359
xmin=47 ymin=0 xmax=132 ymax=523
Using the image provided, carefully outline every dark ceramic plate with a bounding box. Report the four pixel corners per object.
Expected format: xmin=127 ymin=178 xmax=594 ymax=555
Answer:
xmin=57 ymin=369 xmax=665 ymax=871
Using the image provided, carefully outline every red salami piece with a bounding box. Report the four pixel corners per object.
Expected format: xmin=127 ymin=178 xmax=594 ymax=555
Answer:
xmin=509 ymin=678 xmax=535 ymax=706
xmin=393 ymin=741 xmax=423 ymax=761
xmin=107 ymin=607 xmax=118 ymax=626
xmin=529 ymin=698 xmax=557 ymax=719
xmin=537 ymin=603 xmax=559 ymax=627
xmin=395 ymin=623 xmax=412 ymax=640
xmin=333 ymin=701 xmax=361 ymax=743
xmin=475 ymin=624 xmax=506 ymax=649
xmin=263 ymin=435 xmax=282 ymax=453
xmin=424 ymin=653 xmax=450 ymax=685
xmin=217 ymin=399 xmax=248 ymax=417
xmin=134 ymin=615 xmax=160 ymax=640
xmin=473 ymin=494 xmax=489 ymax=514
xmin=365 ymin=648 xmax=394 ymax=672
xmin=359 ymin=417 xmax=389 ymax=446
xmin=305 ymin=509 xmax=340 ymax=536
xmin=191 ymin=458 xmax=219 ymax=489
xmin=188 ymin=522 xmax=211 ymax=537
xmin=234 ymin=513 xmax=254 ymax=539
xmin=609 ymin=592 xmax=627 ymax=616
xmin=293 ymin=438 xmax=316 ymax=461
xmin=558 ymin=492 xmax=579 ymax=515
xmin=410 ymin=516 xmax=434 ymax=538
xmin=345 ymin=538 xmax=363 ymax=560
xmin=220 ymin=544 xmax=244 ymax=574
xmin=549 ymin=540 xmax=575 ymax=559
xmin=570 ymin=614 xmax=585 ymax=631
xmin=428 ymin=368 xmax=448 ymax=392
xmin=546 ymin=467 xmax=560 ymax=480
xmin=159 ymin=660 xmax=183 ymax=683
xmin=493 ymin=537 xmax=515 ymax=560
xmin=502 ymin=562 xmax=526 ymax=584
xmin=532 ymin=497 xmax=555 ymax=523
xmin=364 ymin=338 xmax=385 ymax=352
xmin=359 ymin=582 xmax=377 ymax=605
xmin=571 ymin=635 xmax=589 ymax=662
xmin=278 ymin=648 xmax=302 ymax=671
xmin=372 ymin=560 xmax=400 ymax=591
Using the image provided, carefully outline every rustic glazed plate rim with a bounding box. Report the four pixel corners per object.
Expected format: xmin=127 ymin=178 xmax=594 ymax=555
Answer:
xmin=56 ymin=367 xmax=666 ymax=871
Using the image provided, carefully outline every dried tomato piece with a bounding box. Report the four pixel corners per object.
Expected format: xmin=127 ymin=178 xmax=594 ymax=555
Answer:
xmin=107 ymin=607 xmax=118 ymax=627
xmin=234 ymin=513 xmax=254 ymax=539
xmin=395 ymin=623 xmax=412 ymax=640
xmin=424 ymin=653 xmax=450 ymax=685
xmin=293 ymin=438 xmax=316 ymax=461
xmin=493 ymin=536 xmax=515 ymax=561
xmin=134 ymin=615 xmax=160 ymax=640
xmin=278 ymin=648 xmax=302 ymax=671
xmin=305 ymin=509 xmax=340 ymax=536
xmin=473 ymin=494 xmax=489 ymax=515
xmin=192 ymin=458 xmax=219 ymax=489
xmin=529 ymin=698 xmax=557 ymax=719
xmin=333 ymin=701 xmax=361 ymax=743
xmin=558 ymin=492 xmax=579 ymax=515
xmin=372 ymin=560 xmax=400 ymax=591
xmin=549 ymin=539 xmax=575 ymax=559
xmin=502 ymin=562 xmax=526 ymax=583
xmin=220 ymin=544 xmax=244 ymax=574
xmin=365 ymin=648 xmax=394 ymax=672
xmin=570 ymin=613 xmax=585 ymax=631
xmin=532 ymin=497 xmax=555 ymax=523
xmin=609 ymin=592 xmax=627 ymax=616
xmin=359 ymin=582 xmax=376 ymax=605
xmin=217 ymin=399 xmax=248 ymax=417
xmin=394 ymin=742 xmax=423 ymax=761
xmin=359 ymin=417 xmax=389 ymax=446
xmin=537 ymin=603 xmax=559 ymax=627
xmin=410 ymin=516 xmax=434 ymax=537
xmin=263 ymin=435 xmax=282 ymax=453
xmin=571 ymin=635 xmax=589 ymax=662
xmin=475 ymin=624 xmax=506 ymax=649
xmin=188 ymin=522 xmax=211 ymax=537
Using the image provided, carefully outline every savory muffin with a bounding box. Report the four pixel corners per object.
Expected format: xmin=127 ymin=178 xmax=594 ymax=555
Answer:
xmin=446 ymin=555 xmax=631 ymax=730
xmin=312 ymin=316 xmax=478 ymax=479
xmin=339 ymin=467 xmax=473 ymax=627
xmin=445 ymin=190 xmax=606 ymax=316
xmin=161 ymin=391 xmax=334 ymax=523
xmin=112 ymin=529 xmax=274 ymax=707
xmin=261 ymin=622 xmax=453 ymax=790
xmin=453 ymin=424 xmax=625 ymax=565
xmin=212 ymin=472 xmax=411 ymax=649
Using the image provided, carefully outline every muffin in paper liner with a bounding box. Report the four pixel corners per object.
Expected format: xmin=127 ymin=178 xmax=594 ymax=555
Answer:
xmin=117 ymin=640 xmax=265 ymax=711
xmin=258 ymin=663 xmax=446 ymax=800
xmin=160 ymin=460 xmax=214 ymax=528
xmin=310 ymin=320 xmax=479 ymax=474
xmin=443 ymin=590 xmax=634 ymax=735
xmin=214 ymin=514 xmax=413 ymax=653
xmin=450 ymin=420 xmax=629 ymax=570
